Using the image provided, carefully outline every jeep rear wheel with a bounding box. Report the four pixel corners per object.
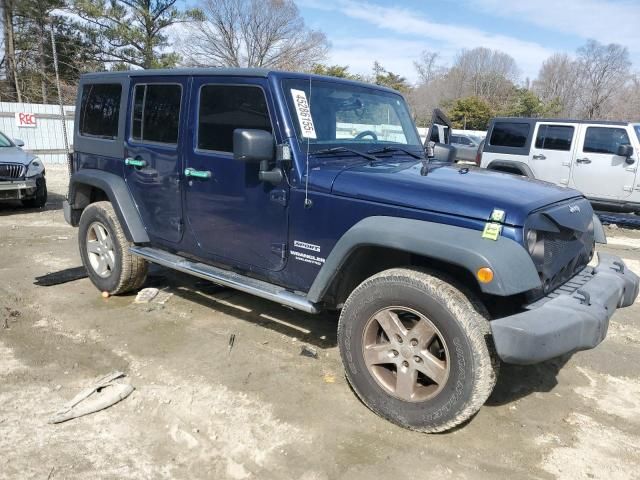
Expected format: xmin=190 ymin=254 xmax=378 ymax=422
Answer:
xmin=338 ymin=268 xmax=499 ymax=432
xmin=78 ymin=201 xmax=148 ymax=295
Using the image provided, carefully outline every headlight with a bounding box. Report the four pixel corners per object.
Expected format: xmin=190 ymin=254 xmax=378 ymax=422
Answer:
xmin=526 ymin=229 xmax=537 ymax=254
xmin=26 ymin=158 xmax=44 ymax=177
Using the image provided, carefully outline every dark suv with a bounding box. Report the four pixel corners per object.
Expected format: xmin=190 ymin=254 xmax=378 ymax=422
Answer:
xmin=64 ymin=68 xmax=638 ymax=433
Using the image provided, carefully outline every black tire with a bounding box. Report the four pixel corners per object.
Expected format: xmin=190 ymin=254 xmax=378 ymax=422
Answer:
xmin=21 ymin=178 xmax=47 ymax=208
xmin=338 ymin=267 xmax=499 ymax=433
xmin=78 ymin=201 xmax=148 ymax=295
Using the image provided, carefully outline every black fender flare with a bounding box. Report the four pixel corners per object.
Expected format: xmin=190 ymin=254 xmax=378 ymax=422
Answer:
xmin=306 ymin=216 xmax=541 ymax=302
xmin=68 ymin=169 xmax=149 ymax=243
xmin=486 ymin=160 xmax=534 ymax=178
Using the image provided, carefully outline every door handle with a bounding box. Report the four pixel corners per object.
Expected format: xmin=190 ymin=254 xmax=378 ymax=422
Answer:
xmin=532 ymin=154 xmax=546 ymax=160
xmin=576 ymin=157 xmax=591 ymax=164
xmin=184 ymin=167 xmax=212 ymax=179
xmin=125 ymin=157 xmax=147 ymax=168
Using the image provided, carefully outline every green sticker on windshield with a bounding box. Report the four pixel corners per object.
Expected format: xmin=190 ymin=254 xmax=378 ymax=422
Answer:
xmin=482 ymin=222 xmax=502 ymax=241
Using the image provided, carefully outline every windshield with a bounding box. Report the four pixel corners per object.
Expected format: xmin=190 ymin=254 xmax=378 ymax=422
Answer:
xmin=0 ymin=132 xmax=13 ymax=147
xmin=282 ymin=79 xmax=422 ymax=157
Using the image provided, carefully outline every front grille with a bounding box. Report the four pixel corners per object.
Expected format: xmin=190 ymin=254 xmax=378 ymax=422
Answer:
xmin=0 ymin=163 xmax=25 ymax=179
xmin=526 ymin=198 xmax=595 ymax=295
xmin=539 ymin=229 xmax=593 ymax=292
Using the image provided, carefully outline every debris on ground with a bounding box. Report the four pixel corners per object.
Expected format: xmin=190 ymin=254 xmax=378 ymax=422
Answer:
xmin=300 ymin=345 xmax=318 ymax=359
xmin=228 ymin=333 xmax=236 ymax=354
xmin=135 ymin=288 xmax=159 ymax=304
xmin=154 ymin=290 xmax=173 ymax=304
xmin=134 ymin=288 xmax=173 ymax=305
xmin=3 ymin=307 xmax=20 ymax=329
xmin=322 ymin=373 xmax=336 ymax=383
xmin=49 ymin=371 xmax=134 ymax=424
xmin=34 ymin=266 xmax=88 ymax=287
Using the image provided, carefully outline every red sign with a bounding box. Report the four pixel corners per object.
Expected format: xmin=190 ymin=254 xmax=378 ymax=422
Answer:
xmin=15 ymin=112 xmax=37 ymax=128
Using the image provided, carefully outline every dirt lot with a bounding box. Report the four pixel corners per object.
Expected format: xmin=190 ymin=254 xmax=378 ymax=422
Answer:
xmin=1 ymin=165 xmax=640 ymax=480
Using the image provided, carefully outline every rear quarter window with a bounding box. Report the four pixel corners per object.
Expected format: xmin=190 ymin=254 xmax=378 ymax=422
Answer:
xmin=79 ymin=83 xmax=122 ymax=139
xmin=131 ymin=84 xmax=182 ymax=145
xmin=489 ymin=122 xmax=530 ymax=148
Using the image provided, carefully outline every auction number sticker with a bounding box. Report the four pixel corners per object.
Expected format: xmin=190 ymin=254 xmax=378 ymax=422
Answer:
xmin=291 ymin=89 xmax=317 ymax=139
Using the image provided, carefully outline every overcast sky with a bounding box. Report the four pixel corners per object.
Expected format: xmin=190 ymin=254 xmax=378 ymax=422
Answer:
xmin=293 ymin=0 xmax=640 ymax=83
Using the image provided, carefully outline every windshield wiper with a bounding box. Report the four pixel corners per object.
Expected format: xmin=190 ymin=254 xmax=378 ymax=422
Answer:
xmin=367 ymin=146 xmax=424 ymax=160
xmin=311 ymin=146 xmax=380 ymax=162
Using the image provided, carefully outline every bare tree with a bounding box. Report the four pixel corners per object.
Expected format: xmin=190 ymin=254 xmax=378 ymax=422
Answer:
xmin=532 ymin=53 xmax=580 ymax=117
xmin=608 ymin=74 xmax=640 ymax=122
xmin=181 ymin=0 xmax=328 ymax=70
xmin=448 ymin=47 xmax=519 ymax=107
xmin=414 ymin=50 xmax=444 ymax=85
xmin=575 ymin=40 xmax=631 ymax=119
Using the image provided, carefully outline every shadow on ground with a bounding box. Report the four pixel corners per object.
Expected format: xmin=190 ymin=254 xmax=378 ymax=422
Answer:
xmin=487 ymin=354 xmax=572 ymax=406
xmin=0 ymin=191 xmax=65 ymax=216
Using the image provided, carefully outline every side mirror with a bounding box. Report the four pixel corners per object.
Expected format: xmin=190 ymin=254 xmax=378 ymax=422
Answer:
xmin=618 ymin=144 xmax=633 ymax=158
xmin=233 ymin=129 xmax=274 ymax=162
xmin=233 ymin=128 xmax=282 ymax=184
xmin=13 ymin=138 xmax=24 ymax=147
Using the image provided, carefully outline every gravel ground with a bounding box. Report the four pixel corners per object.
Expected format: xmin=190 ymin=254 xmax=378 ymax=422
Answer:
xmin=1 ymin=165 xmax=639 ymax=480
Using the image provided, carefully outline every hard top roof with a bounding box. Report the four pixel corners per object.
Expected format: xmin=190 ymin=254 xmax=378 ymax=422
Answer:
xmin=491 ymin=117 xmax=629 ymax=126
xmin=79 ymin=67 xmax=400 ymax=94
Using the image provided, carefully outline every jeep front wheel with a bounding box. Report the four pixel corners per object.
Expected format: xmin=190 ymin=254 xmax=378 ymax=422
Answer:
xmin=338 ymin=268 xmax=499 ymax=432
xmin=78 ymin=201 xmax=148 ymax=295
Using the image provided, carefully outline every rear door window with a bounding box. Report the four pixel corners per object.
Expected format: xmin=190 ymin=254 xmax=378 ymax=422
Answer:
xmin=535 ymin=124 xmax=574 ymax=151
xmin=79 ymin=83 xmax=122 ymax=139
xmin=197 ymin=85 xmax=272 ymax=153
xmin=489 ymin=122 xmax=530 ymax=148
xmin=131 ymin=84 xmax=182 ymax=145
xmin=583 ymin=127 xmax=630 ymax=154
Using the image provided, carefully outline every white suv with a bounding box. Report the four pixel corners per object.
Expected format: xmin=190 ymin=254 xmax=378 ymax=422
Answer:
xmin=480 ymin=118 xmax=640 ymax=212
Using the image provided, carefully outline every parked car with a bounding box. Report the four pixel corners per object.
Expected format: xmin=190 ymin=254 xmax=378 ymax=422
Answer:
xmin=480 ymin=117 xmax=640 ymax=212
xmin=64 ymin=68 xmax=638 ymax=433
xmin=450 ymin=132 xmax=483 ymax=163
xmin=0 ymin=131 xmax=47 ymax=208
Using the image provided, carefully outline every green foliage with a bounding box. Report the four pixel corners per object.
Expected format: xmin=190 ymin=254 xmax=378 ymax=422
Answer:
xmin=372 ymin=61 xmax=410 ymax=92
xmin=311 ymin=64 xmax=361 ymax=80
xmin=499 ymin=87 xmax=563 ymax=118
xmin=446 ymin=96 xmax=493 ymax=130
xmin=73 ymin=0 xmax=188 ymax=69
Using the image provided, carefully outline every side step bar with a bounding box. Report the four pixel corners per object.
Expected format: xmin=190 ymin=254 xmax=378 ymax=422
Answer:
xmin=130 ymin=246 xmax=319 ymax=314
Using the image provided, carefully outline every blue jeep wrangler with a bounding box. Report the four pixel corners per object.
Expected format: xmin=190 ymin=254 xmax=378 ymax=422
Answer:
xmin=64 ymin=68 xmax=639 ymax=432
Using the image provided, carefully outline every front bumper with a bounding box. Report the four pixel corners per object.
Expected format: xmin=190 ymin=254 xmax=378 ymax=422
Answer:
xmin=491 ymin=252 xmax=639 ymax=364
xmin=0 ymin=179 xmax=37 ymax=200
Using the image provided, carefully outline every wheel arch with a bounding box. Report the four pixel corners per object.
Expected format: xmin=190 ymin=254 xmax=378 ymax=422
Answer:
xmin=68 ymin=169 xmax=149 ymax=243
xmin=486 ymin=160 xmax=534 ymax=178
xmin=307 ymin=217 xmax=541 ymax=305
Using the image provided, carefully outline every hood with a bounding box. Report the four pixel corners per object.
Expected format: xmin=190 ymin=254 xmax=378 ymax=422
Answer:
xmin=328 ymin=161 xmax=582 ymax=227
xmin=0 ymin=146 xmax=35 ymax=165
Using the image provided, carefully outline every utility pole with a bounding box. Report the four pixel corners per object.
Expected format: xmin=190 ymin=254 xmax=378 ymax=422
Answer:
xmin=49 ymin=19 xmax=71 ymax=195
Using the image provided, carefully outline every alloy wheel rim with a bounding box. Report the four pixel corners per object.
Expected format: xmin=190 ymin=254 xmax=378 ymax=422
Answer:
xmin=86 ymin=222 xmax=115 ymax=278
xmin=362 ymin=306 xmax=450 ymax=402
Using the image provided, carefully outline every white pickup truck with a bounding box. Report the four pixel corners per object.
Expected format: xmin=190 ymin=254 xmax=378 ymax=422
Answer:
xmin=480 ymin=118 xmax=640 ymax=212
